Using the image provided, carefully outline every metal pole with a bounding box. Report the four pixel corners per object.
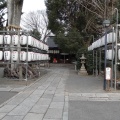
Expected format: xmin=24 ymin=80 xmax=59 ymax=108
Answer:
xmin=111 ymin=27 xmax=114 ymax=88
xmin=104 ymin=27 xmax=107 ymax=90
xmin=93 ymin=49 xmax=95 ymax=75
xmin=64 ymin=55 xmax=65 ymax=63
xmin=92 ymin=35 xmax=95 ymax=75
xmin=114 ymin=8 xmax=118 ymax=90
xmin=96 ymin=51 xmax=98 ymax=76
xmin=25 ymin=33 xmax=29 ymax=86
xmin=99 ymin=48 xmax=102 ymax=75
xmin=39 ymin=61 xmax=40 ymax=76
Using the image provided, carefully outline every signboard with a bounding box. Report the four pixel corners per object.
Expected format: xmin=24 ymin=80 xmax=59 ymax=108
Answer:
xmin=105 ymin=67 xmax=111 ymax=80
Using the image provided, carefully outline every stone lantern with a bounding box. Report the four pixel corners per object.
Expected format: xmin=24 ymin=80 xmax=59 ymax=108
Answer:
xmin=78 ymin=54 xmax=88 ymax=75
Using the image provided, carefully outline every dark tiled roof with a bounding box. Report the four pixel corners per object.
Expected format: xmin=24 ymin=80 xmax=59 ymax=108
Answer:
xmin=47 ymin=37 xmax=58 ymax=48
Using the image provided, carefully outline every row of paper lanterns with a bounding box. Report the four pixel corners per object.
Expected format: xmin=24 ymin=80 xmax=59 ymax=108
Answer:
xmin=89 ymin=49 xmax=120 ymax=61
xmin=106 ymin=49 xmax=120 ymax=60
xmin=88 ymin=32 xmax=116 ymax=51
xmin=0 ymin=35 xmax=48 ymax=51
xmin=0 ymin=51 xmax=49 ymax=61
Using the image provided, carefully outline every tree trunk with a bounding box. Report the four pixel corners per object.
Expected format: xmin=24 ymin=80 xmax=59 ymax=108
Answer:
xmin=7 ymin=0 xmax=24 ymax=26
xmin=7 ymin=0 xmax=24 ymax=78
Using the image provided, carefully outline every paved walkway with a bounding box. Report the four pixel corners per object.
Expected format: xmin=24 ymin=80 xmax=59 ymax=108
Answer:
xmin=0 ymin=64 xmax=120 ymax=120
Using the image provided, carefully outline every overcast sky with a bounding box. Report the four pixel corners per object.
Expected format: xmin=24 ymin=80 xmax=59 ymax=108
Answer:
xmin=22 ymin=0 xmax=46 ymax=13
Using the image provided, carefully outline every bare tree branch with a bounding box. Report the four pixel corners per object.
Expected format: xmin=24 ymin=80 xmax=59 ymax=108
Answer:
xmin=21 ymin=10 xmax=51 ymax=41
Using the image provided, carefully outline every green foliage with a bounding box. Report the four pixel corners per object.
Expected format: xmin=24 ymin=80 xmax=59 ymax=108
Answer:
xmin=117 ymin=0 xmax=120 ymax=23
xmin=86 ymin=51 xmax=94 ymax=74
xmin=54 ymin=28 xmax=84 ymax=53
xmin=29 ymin=29 xmax=41 ymax=40
xmin=46 ymin=0 xmax=87 ymax=34
xmin=45 ymin=0 xmax=101 ymax=53
xmin=0 ymin=0 xmax=7 ymax=30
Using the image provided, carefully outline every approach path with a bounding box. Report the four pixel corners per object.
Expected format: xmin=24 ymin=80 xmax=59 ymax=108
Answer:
xmin=0 ymin=64 xmax=120 ymax=120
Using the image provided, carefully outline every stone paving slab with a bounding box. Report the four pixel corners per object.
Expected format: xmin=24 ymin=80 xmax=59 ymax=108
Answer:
xmin=41 ymin=93 xmax=54 ymax=99
xmin=52 ymin=96 xmax=65 ymax=102
xmin=0 ymin=113 xmax=6 ymax=119
xmin=30 ymin=105 xmax=48 ymax=114
xmin=37 ymin=98 xmax=52 ymax=105
xmin=43 ymin=119 xmax=62 ymax=120
xmin=8 ymin=105 xmax=32 ymax=116
xmin=69 ymin=93 xmax=120 ymax=101
xmin=63 ymin=112 xmax=68 ymax=120
xmin=2 ymin=115 xmax=24 ymax=120
xmin=69 ymin=101 xmax=120 ymax=120
xmin=44 ymin=108 xmax=63 ymax=119
xmin=0 ymin=88 xmax=13 ymax=91
xmin=95 ymin=93 xmax=109 ymax=98
xmin=0 ymin=105 xmax=16 ymax=113
xmin=23 ymin=113 xmax=44 ymax=120
xmin=0 ymin=91 xmax=18 ymax=106
xmin=49 ymin=102 xmax=64 ymax=109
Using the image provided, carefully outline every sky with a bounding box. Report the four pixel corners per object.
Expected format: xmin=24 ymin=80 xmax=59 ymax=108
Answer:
xmin=22 ymin=0 xmax=46 ymax=13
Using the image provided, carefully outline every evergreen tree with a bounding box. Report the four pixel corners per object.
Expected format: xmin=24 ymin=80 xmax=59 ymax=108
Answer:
xmin=45 ymin=0 xmax=117 ymax=52
xmin=0 ymin=0 xmax=7 ymax=30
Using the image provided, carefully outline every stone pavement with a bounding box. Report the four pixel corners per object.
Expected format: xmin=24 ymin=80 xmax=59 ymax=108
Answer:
xmin=0 ymin=64 xmax=120 ymax=120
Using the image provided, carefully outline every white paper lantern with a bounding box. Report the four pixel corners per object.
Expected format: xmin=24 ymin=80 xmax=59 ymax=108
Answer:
xmin=99 ymin=38 xmax=102 ymax=47
xmin=101 ymin=36 xmax=105 ymax=46
xmin=106 ymin=50 xmax=109 ymax=60
xmin=27 ymin=52 xmax=32 ymax=61
xmin=35 ymin=53 xmax=37 ymax=60
xmin=108 ymin=49 xmax=114 ymax=60
xmin=107 ymin=33 xmax=110 ymax=44
xmin=36 ymin=40 xmax=39 ymax=48
xmin=44 ymin=44 xmax=46 ymax=50
xmin=20 ymin=35 xmax=27 ymax=45
xmin=29 ymin=52 xmax=34 ymax=61
xmin=20 ymin=51 xmax=26 ymax=61
xmin=40 ymin=54 xmax=43 ymax=60
xmin=0 ymin=51 xmax=3 ymax=60
xmin=88 ymin=46 xmax=91 ymax=51
xmin=98 ymin=40 xmax=101 ymax=47
xmin=36 ymin=53 xmax=39 ymax=60
xmin=46 ymin=54 xmax=49 ymax=60
xmin=33 ymin=53 xmax=36 ymax=61
xmin=41 ymin=54 xmax=43 ymax=60
xmin=34 ymin=39 xmax=37 ymax=48
xmin=96 ymin=41 xmax=99 ymax=48
xmin=12 ymin=51 xmax=18 ymax=61
xmin=32 ymin=52 xmax=35 ymax=61
xmin=46 ymin=45 xmax=49 ymax=51
xmin=38 ymin=53 xmax=42 ymax=60
xmin=38 ymin=41 xmax=41 ymax=49
xmin=89 ymin=45 xmax=93 ymax=51
xmin=4 ymin=51 xmax=11 ymax=60
xmin=37 ymin=53 xmax=40 ymax=60
xmin=109 ymin=32 xmax=115 ymax=43
xmin=12 ymin=35 xmax=19 ymax=45
xmin=28 ymin=36 xmax=33 ymax=46
xmin=0 ymin=35 xmax=3 ymax=44
xmin=118 ymin=49 xmax=120 ymax=60
xmin=43 ymin=44 xmax=45 ymax=50
xmin=40 ymin=42 xmax=44 ymax=50
xmin=43 ymin=54 xmax=45 ymax=60
xmin=44 ymin=44 xmax=48 ymax=51
xmin=4 ymin=35 xmax=11 ymax=44
xmin=92 ymin=43 xmax=95 ymax=49
xmin=88 ymin=46 xmax=90 ymax=51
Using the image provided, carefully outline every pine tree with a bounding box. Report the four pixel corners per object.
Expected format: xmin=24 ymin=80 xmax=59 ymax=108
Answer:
xmin=0 ymin=0 xmax=7 ymax=30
